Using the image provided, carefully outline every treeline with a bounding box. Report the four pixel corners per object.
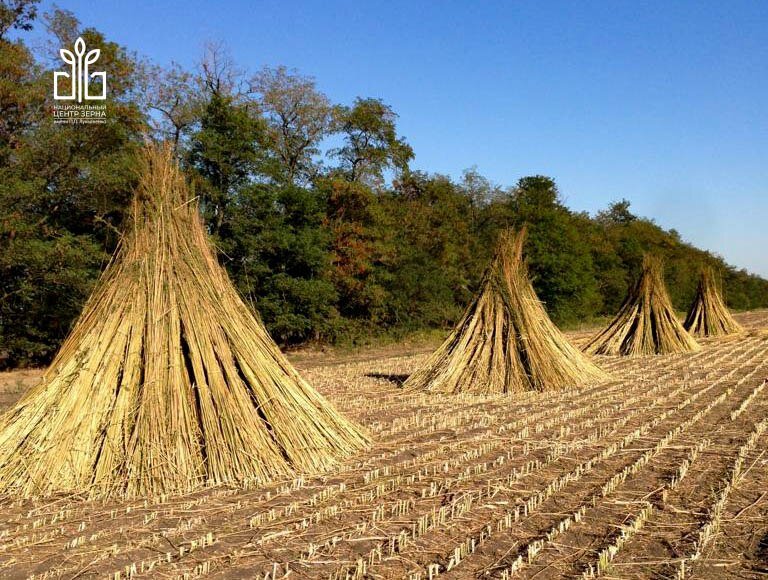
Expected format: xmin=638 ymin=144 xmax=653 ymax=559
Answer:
xmin=1 ymin=2 xmax=767 ymax=368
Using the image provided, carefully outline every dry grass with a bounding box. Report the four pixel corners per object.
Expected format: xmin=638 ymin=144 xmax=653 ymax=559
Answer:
xmin=585 ymin=254 xmax=701 ymax=356
xmin=404 ymin=228 xmax=607 ymax=394
xmin=684 ymin=267 xmax=743 ymax=337
xmin=0 ymin=144 xmax=368 ymax=499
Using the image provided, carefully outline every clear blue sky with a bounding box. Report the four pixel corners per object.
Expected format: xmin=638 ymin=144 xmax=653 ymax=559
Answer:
xmin=38 ymin=0 xmax=768 ymax=276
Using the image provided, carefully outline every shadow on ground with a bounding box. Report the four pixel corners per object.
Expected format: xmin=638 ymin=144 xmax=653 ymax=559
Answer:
xmin=365 ymin=373 xmax=410 ymax=386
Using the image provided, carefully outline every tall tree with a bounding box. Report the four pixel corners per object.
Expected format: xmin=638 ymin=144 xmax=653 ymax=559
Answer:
xmin=319 ymin=176 xmax=389 ymax=324
xmin=331 ymin=97 xmax=413 ymax=186
xmin=381 ymin=172 xmax=476 ymax=328
xmin=505 ymin=176 xmax=601 ymax=323
xmin=187 ymin=90 xmax=268 ymax=236
xmin=596 ymin=198 xmax=637 ymax=225
xmin=145 ymin=62 xmax=203 ymax=146
xmin=250 ymin=65 xmax=333 ymax=184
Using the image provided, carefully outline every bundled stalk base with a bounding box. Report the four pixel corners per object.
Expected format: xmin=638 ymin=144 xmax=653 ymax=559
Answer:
xmin=585 ymin=255 xmax=700 ymax=356
xmin=0 ymin=144 xmax=368 ymax=498
xmin=684 ymin=268 xmax=743 ymax=337
xmin=404 ymin=229 xmax=607 ymax=394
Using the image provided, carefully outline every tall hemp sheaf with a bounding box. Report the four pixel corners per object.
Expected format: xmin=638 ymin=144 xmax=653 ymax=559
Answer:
xmin=404 ymin=229 xmax=607 ymax=394
xmin=0 ymin=144 xmax=368 ymax=498
xmin=684 ymin=267 xmax=743 ymax=337
xmin=584 ymin=255 xmax=700 ymax=356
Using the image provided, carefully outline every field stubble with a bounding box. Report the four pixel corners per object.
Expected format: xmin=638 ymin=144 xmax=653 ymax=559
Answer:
xmin=0 ymin=310 xmax=766 ymax=579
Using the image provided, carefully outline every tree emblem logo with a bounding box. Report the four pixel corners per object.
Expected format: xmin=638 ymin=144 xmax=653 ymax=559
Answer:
xmin=53 ymin=37 xmax=107 ymax=102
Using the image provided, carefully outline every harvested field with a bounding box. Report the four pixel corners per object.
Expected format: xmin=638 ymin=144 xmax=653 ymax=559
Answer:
xmin=1 ymin=310 xmax=767 ymax=579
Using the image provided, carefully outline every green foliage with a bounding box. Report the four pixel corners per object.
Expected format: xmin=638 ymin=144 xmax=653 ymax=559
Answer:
xmin=494 ymin=176 xmax=602 ymax=323
xmin=187 ymin=90 xmax=269 ymax=234
xmin=0 ymin=15 xmax=144 ymax=367
xmin=219 ymin=183 xmax=338 ymax=344
xmin=319 ymin=177 xmax=389 ymax=323
xmin=380 ymin=172 xmax=477 ymax=328
xmin=0 ymin=230 xmax=102 ymax=365
xmin=331 ymin=97 xmax=414 ymax=185
xmin=1 ymin=8 xmax=767 ymax=368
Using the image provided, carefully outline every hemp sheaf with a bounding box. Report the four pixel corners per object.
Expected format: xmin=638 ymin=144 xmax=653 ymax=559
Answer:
xmin=404 ymin=227 xmax=607 ymax=395
xmin=0 ymin=143 xmax=368 ymax=498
